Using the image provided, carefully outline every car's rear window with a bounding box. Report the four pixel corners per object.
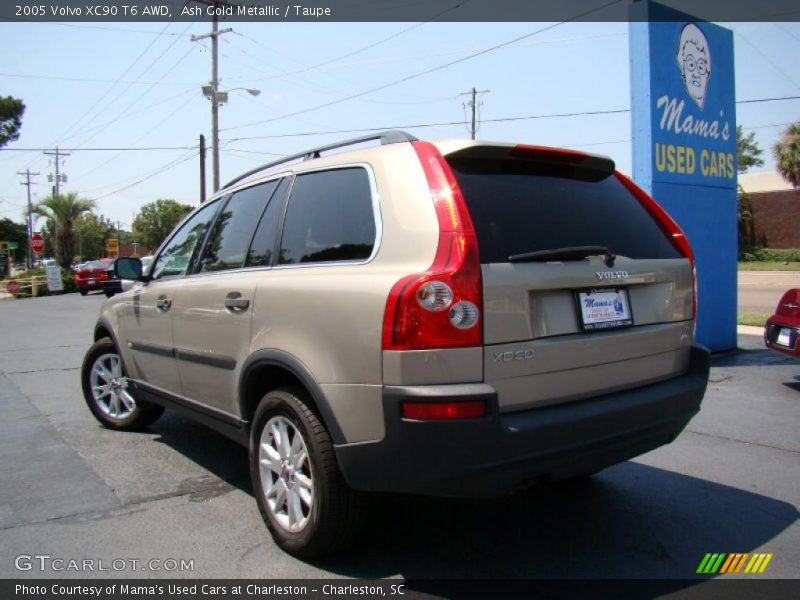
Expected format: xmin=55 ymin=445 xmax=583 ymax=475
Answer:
xmin=446 ymin=157 xmax=682 ymax=264
xmin=87 ymin=261 xmax=111 ymax=269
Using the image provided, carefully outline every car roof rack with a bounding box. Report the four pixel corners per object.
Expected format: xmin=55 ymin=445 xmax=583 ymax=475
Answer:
xmin=222 ymin=130 xmax=419 ymax=190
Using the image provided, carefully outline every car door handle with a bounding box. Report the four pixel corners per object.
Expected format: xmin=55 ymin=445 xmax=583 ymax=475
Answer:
xmin=225 ymin=292 xmax=250 ymax=312
xmin=156 ymin=296 xmax=172 ymax=311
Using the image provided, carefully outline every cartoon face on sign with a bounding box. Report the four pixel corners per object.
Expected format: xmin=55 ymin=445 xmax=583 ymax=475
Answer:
xmin=676 ymin=23 xmax=711 ymax=109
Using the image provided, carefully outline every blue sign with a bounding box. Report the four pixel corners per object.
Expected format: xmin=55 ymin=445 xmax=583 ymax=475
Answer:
xmin=630 ymin=2 xmax=738 ymax=352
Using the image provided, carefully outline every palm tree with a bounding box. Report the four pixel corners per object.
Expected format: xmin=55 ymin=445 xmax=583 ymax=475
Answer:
xmin=773 ymin=122 xmax=800 ymax=188
xmin=32 ymin=193 xmax=96 ymax=269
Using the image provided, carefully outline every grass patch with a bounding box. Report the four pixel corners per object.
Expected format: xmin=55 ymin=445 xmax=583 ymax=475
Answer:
xmin=738 ymin=313 xmax=770 ymax=327
xmin=738 ymin=261 xmax=800 ymax=271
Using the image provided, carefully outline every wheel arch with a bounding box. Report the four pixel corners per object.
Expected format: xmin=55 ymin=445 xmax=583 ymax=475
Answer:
xmin=239 ymin=350 xmax=346 ymax=445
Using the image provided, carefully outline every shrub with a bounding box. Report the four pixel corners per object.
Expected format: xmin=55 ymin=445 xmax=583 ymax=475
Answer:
xmin=752 ymin=248 xmax=800 ymax=262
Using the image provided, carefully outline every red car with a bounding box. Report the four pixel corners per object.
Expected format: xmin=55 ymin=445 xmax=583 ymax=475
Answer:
xmin=74 ymin=259 xmax=113 ymax=296
xmin=765 ymin=289 xmax=800 ymax=359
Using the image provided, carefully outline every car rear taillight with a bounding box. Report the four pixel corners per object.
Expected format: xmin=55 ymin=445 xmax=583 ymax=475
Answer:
xmin=402 ymin=400 xmax=486 ymax=420
xmin=381 ymin=141 xmax=483 ymax=350
xmin=615 ymin=172 xmax=697 ymax=319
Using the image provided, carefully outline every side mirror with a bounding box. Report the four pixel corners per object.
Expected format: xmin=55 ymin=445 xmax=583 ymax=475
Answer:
xmin=114 ymin=257 xmax=145 ymax=281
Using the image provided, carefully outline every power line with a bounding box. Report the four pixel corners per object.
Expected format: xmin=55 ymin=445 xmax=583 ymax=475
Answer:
xmin=73 ymin=88 xmax=199 ymax=180
xmin=222 ymin=0 xmax=626 ymax=132
xmin=737 ymin=95 xmax=800 ymax=104
xmin=64 ymin=23 xmax=198 ymax=149
xmin=87 ymin=151 xmax=199 ymax=201
xmin=0 ymin=71 xmax=196 ymax=86
xmin=221 ymin=94 xmax=799 ymax=142
xmin=49 ymin=21 xmax=181 ymax=149
xmin=1 ymin=146 xmax=197 ymax=152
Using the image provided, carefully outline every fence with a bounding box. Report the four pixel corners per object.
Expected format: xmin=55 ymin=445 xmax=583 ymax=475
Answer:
xmin=1 ymin=276 xmax=48 ymax=300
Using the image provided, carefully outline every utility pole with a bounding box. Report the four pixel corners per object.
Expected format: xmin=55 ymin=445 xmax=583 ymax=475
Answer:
xmin=460 ymin=87 xmax=490 ymax=140
xmin=191 ymin=1 xmax=233 ymax=193
xmin=117 ymin=221 xmax=122 ymax=258
xmin=199 ymin=134 xmax=207 ymax=203
xmin=43 ymin=147 xmax=70 ymax=196
xmin=18 ymin=169 xmax=39 ymax=269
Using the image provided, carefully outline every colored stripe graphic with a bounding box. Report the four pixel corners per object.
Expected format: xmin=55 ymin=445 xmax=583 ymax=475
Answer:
xmin=699 ymin=552 xmax=773 ymax=574
xmin=719 ymin=553 xmax=749 ymax=573
xmin=744 ymin=553 xmax=773 ymax=574
xmin=697 ymin=553 xmax=727 ymax=574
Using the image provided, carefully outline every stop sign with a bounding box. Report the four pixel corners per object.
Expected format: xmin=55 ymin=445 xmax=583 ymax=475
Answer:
xmin=31 ymin=233 xmax=45 ymax=254
xmin=6 ymin=280 xmax=20 ymax=295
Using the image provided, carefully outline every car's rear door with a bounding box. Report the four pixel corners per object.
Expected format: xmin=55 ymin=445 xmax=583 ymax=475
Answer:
xmin=443 ymin=144 xmax=696 ymax=412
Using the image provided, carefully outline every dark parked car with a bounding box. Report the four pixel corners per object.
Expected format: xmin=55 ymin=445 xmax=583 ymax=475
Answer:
xmin=101 ymin=256 xmax=153 ymax=297
xmin=765 ymin=289 xmax=800 ymax=359
xmin=74 ymin=260 xmax=113 ymax=296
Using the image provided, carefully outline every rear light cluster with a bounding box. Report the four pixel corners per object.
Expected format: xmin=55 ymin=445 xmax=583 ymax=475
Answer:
xmin=615 ymin=172 xmax=697 ymax=319
xmin=402 ymin=400 xmax=486 ymax=420
xmin=382 ymin=141 xmax=483 ymax=350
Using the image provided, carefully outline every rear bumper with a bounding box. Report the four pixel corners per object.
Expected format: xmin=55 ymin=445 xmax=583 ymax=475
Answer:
xmin=76 ymin=278 xmax=108 ymax=291
xmin=336 ymin=346 xmax=710 ymax=497
xmin=765 ymin=318 xmax=800 ymax=358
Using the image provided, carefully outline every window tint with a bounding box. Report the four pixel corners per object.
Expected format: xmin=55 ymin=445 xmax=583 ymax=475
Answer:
xmin=199 ymin=180 xmax=279 ymax=272
xmin=246 ymin=178 xmax=289 ymax=267
xmin=447 ymin=157 xmax=682 ymax=264
xmin=279 ymin=168 xmax=375 ymax=265
xmin=151 ymin=200 xmax=218 ymax=280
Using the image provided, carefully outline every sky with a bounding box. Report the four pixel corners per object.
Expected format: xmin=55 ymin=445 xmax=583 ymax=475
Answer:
xmin=0 ymin=15 xmax=799 ymax=231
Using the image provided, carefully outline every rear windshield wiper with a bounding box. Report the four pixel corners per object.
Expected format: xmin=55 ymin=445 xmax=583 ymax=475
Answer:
xmin=509 ymin=245 xmax=616 ymax=267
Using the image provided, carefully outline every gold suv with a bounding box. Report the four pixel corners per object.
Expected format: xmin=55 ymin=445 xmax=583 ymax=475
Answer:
xmin=81 ymin=131 xmax=709 ymax=557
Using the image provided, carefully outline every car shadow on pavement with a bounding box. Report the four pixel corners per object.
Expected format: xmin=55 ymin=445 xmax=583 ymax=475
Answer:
xmin=139 ymin=401 xmax=797 ymax=582
xmin=713 ymin=346 xmax=796 ymax=369
xmin=313 ymin=461 xmax=798 ymax=581
xmin=149 ymin=412 xmax=252 ymax=495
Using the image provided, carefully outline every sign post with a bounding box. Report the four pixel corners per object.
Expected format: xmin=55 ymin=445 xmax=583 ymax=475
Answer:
xmin=630 ymin=2 xmax=737 ymax=352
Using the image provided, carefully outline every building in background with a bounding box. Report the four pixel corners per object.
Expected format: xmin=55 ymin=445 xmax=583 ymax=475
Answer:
xmin=739 ymin=172 xmax=800 ymax=249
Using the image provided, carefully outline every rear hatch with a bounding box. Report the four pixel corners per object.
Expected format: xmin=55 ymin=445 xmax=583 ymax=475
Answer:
xmin=442 ymin=143 xmax=695 ymax=412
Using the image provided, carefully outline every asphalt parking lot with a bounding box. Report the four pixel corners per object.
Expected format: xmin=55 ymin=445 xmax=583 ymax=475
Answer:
xmin=0 ymin=292 xmax=798 ymax=583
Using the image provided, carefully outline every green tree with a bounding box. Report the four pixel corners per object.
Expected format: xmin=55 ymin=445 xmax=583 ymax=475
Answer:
xmin=133 ymin=199 xmax=194 ymax=251
xmin=773 ymin=121 xmax=800 ymax=188
xmin=0 ymin=217 xmax=28 ymax=269
xmin=74 ymin=213 xmax=115 ymax=261
xmin=736 ymin=125 xmax=764 ymax=173
xmin=32 ymin=193 xmax=96 ymax=269
xmin=0 ymin=96 xmax=25 ymax=148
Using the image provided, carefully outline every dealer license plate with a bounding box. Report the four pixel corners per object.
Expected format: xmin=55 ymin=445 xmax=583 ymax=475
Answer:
xmin=577 ymin=288 xmax=633 ymax=331
xmin=88 ymin=279 xmax=96 ymax=285
xmin=777 ymin=328 xmax=792 ymax=347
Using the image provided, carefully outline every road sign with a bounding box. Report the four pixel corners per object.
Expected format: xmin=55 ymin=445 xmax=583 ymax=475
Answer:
xmin=31 ymin=233 xmax=45 ymax=254
xmin=9 ymin=242 xmax=18 ymax=250
xmin=106 ymin=238 xmax=119 ymax=250
xmin=0 ymin=241 xmax=9 ymax=251
xmin=6 ymin=280 xmax=20 ymax=295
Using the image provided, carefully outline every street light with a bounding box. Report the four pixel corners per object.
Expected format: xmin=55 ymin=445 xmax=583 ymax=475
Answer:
xmin=201 ymin=85 xmax=261 ymax=193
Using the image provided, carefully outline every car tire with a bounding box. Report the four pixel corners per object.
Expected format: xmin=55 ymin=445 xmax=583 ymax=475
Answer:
xmin=104 ymin=289 xmax=115 ymax=298
xmin=81 ymin=337 xmax=164 ymax=431
xmin=250 ymin=387 xmax=366 ymax=558
xmin=79 ymin=289 xmax=88 ymax=296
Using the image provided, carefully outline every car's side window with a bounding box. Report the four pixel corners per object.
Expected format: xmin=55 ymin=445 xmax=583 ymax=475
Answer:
xmin=246 ymin=178 xmax=290 ymax=268
xmin=278 ymin=167 xmax=375 ymax=265
xmin=199 ymin=180 xmax=279 ymax=273
xmin=150 ymin=200 xmax=220 ymax=280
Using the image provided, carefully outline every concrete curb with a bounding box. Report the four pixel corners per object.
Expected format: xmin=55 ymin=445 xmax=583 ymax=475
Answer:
xmin=738 ymin=325 xmax=765 ymax=336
